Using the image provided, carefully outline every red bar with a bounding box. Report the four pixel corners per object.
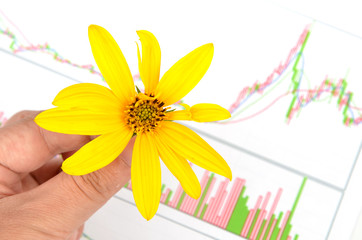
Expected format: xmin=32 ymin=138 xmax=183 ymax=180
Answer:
xmin=252 ymin=210 xmax=267 ymax=240
xmin=187 ymin=198 xmax=198 ymax=215
xmin=242 ymin=195 xmax=263 ymax=237
xmin=160 ymin=191 xmax=166 ymax=203
xmin=209 ymin=180 xmax=229 ymax=224
xmin=266 ymin=219 xmax=277 ymax=240
xmin=169 ymin=184 xmax=183 ymax=208
xmin=186 ymin=195 xmax=196 ymax=214
xmin=180 ymin=194 xmax=192 ymax=212
xmin=259 ymin=188 xmax=283 ymax=240
xmin=205 ymin=182 xmax=224 ymax=222
xmin=189 ymin=171 xmax=209 ymax=214
xmin=161 ymin=188 xmax=170 ymax=204
xmin=277 ymin=210 xmax=290 ymax=240
xmin=127 ymin=180 xmax=132 ymax=190
xmin=241 ymin=210 xmax=254 ymax=237
xmin=197 ymin=177 xmax=216 ymax=218
xmin=220 ymin=179 xmax=245 ymax=228
xmin=216 ymin=179 xmax=238 ymax=226
xmin=204 ymin=198 xmax=215 ymax=221
xmin=250 ymin=192 xmax=271 ymax=239
xmin=183 ymin=195 xmax=192 ymax=213
xmin=212 ymin=190 xmax=227 ymax=225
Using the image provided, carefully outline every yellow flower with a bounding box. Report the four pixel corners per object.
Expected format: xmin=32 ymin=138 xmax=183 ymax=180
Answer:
xmin=35 ymin=25 xmax=232 ymax=220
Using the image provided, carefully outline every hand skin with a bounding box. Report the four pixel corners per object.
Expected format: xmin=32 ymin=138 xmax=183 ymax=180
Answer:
xmin=0 ymin=111 xmax=135 ymax=240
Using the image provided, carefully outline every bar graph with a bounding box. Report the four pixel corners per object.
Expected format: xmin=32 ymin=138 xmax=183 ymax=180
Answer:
xmin=125 ymin=171 xmax=306 ymax=240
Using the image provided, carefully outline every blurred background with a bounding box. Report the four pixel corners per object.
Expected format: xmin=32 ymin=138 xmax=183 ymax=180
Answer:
xmin=0 ymin=1 xmax=361 ymax=239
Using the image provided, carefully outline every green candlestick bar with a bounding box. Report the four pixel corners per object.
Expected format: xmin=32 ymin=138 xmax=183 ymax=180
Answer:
xmin=225 ymin=186 xmax=248 ymax=234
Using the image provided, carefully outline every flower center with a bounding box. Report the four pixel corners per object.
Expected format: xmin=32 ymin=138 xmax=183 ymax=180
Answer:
xmin=125 ymin=94 xmax=166 ymax=134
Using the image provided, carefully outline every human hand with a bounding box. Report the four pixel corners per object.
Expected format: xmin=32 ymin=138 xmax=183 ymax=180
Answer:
xmin=0 ymin=110 xmax=135 ymax=240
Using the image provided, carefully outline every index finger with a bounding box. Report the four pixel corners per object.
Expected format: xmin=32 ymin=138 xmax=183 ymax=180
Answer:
xmin=0 ymin=110 xmax=90 ymax=174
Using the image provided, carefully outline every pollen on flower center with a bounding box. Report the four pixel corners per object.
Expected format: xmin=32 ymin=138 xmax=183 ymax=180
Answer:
xmin=125 ymin=94 xmax=167 ymax=134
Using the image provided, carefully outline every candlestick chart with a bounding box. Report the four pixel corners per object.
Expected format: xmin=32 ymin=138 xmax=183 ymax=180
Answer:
xmin=0 ymin=9 xmax=360 ymax=127
xmin=0 ymin=4 xmax=361 ymax=240
xmin=224 ymin=25 xmax=361 ymax=126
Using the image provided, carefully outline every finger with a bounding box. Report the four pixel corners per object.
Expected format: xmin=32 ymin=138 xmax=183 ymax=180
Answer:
xmin=0 ymin=110 xmax=91 ymax=174
xmin=2 ymin=110 xmax=38 ymax=127
xmin=3 ymin=137 xmax=135 ymax=237
xmin=30 ymin=155 xmax=63 ymax=185
xmin=31 ymin=139 xmax=97 ymax=185
xmin=69 ymin=224 xmax=84 ymax=240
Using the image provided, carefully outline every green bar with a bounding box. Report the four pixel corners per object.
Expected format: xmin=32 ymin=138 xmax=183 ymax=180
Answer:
xmin=263 ymin=214 xmax=275 ymax=240
xmin=200 ymin=204 xmax=208 ymax=219
xmin=176 ymin=191 xmax=186 ymax=210
xmin=161 ymin=184 xmax=166 ymax=193
xmin=337 ymin=80 xmax=347 ymax=105
xmin=343 ymin=92 xmax=353 ymax=115
xmin=225 ymin=186 xmax=248 ymax=235
xmin=286 ymin=30 xmax=311 ymax=119
xmin=290 ymin=31 xmax=310 ymax=88
xmin=124 ymin=182 xmax=129 ymax=188
xmin=286 ymin=95 xmax=297 ymax=118
xmin=165 ymin=190 xmax=173 ymax=205
xmin=281 ymin=177 xmax=307 ymax=239
xmin=294 ymin=234 xmax=299 ymax=240
xmin=270 ymin=212 xmax=284 ymax=240
xmin=240 ymin=208 xmax=250 ymax=233
xmin=256 ymin=220 xmax=267 ymax=240
xmin=193 ymin=173 xmax=215 ymax=217
xmin=9 ymin=40 xmax=15 ymax=50
xmin=292 ymin=31 xmax=310 ymax=76
xmin=247 ymin=208 xmax=261 ymax=238
xmin=281 ymin=224 xmax=292 ymax=240
xmin=343 ymin=115 xmax=348 ymax=125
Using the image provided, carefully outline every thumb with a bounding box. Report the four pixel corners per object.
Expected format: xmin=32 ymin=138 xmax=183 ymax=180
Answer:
xmin=12 ymin=137 xmax=134 ymax=237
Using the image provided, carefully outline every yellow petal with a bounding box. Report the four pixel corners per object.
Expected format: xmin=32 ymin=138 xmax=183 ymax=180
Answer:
xmin=190 ymin=103 xmax=231 ymax=122
xmin=155 ymin=43 xmax=214 ymax=106
xmin=166 ymin=110 xmax=191 ymax=121
xmin=62 ymin=126 xmax=133 ymax=175
xmin=179 ymin=103 xmax=190 ymax=110
xmin=154 ymin=132 xmax=201 ymax=199
xmin=35 ymin=107 xmax=124 ymax=135
xmin=158 ymin=121 xmax=232 ymax=180
xmin=136 ymin=30 xmax=161 ymax=95
xmin=52 ymin=83 xmax=121 ymax=111
xmin=88 ymin=25 xmax=135 ymax=105
xmin=132 ymin=133 xmax=161 ymax=220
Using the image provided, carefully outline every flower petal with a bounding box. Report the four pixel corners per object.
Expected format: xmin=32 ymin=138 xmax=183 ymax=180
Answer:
xmin=136 ymin=30 xmax=161 ymax=95
xmin=88 ymin=25 xmax=135 ymax=104
xmin=52 ymin=83 xmax=121 ymax=111
xmin=154 ymin=132 xmax=201 ymax=199
xmin=180 ymin=103 xmax=191 ymax=110
xmin=35 ymin=107 xmax=124 ymax=135
xmin=62 ymin=126 xmax=133 ymax=175
xmin=132 ymin=133 xmax=161 ymax=220
xmin=166 ymin=110 xmax=191 ymax=121
xmin=158 ymin=121 xmax=232 ymax=180
xmin=190 ymin=103 xmax=231 ymax=122
xmin=155 ymin=43 xmax=214 ymax=106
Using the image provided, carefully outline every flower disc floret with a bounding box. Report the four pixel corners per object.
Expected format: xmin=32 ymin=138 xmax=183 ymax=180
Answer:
xmin=125 ymin=93 xmax=167 ymax=134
